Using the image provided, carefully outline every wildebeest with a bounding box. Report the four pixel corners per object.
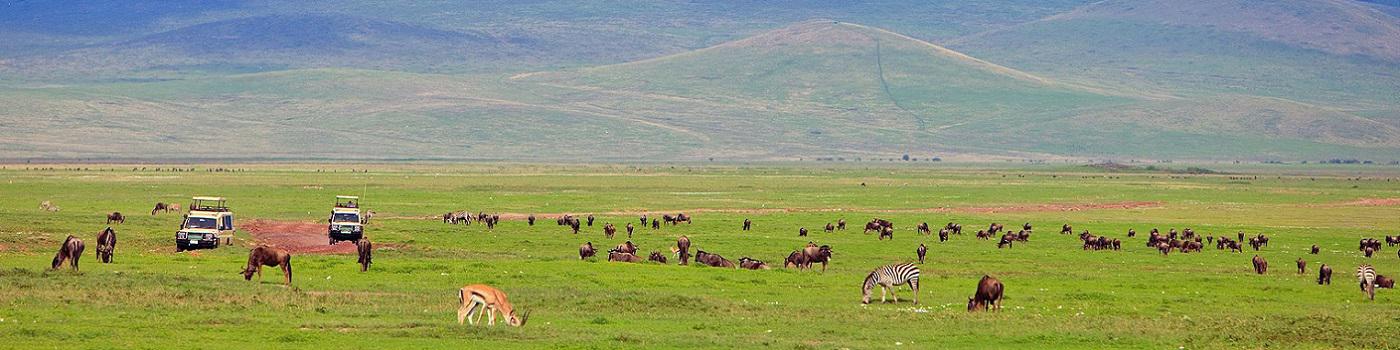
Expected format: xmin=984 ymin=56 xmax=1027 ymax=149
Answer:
xmin=624 ymin=223 xmax=634 ymax=238
xmin=603 ymin=223 xmax=616 ymax=239
xmin=1365 ymin=246 xmax=1376 ymax=258
xmin=1252 ymin=255 xmax=1267 ymax=274
xmin=1060 ymin=224 xmax=1072 ymax=235
xmin=579 ymin=242 xmax=596 ymax=260
xmin=151 ymin=202 xmax=170 ymax=215
xmin=106 ymin=212 xmax=125 ymax=224
xmin=607 ymin=250 xmax=642 ymax=263
xmin=879 ymin=226 xmax=893 ymax=241
xmin=742 ymin=219 xmax=752 ymax=231
xmin=613 ymin=241 xmax=637 ymax=255
xmin=695 ymin=250 xmax=735 ymax=268
xmin=917 ymin=222 xmax=930 ymax=235
xmin=675 ymin=236 xmax=691 ymax=265
xmin=1388 ymin=236 xmax=1400 ymax=247
xmin=1022 ymin=222 xmax=1033 ymax=232
xmin=837 ymin=219 xmax=846 ymax=230
xmin=241 ymin=245 xmax=292 ymax=285
xmin=648 ymin=251 xmax=668 ymax=264
xmin=975 ymin=230 xmax=991 ymax=240
xmin=527 ymin=215 xmax=535 ymax=226
xmin=51 ymin=235 xmax=85 ymax=271
xmin=916 ymin=243 xmax=927 ymax=264
xmin=825 ymin=222 xmax=835 ymax=233
xmin=570 ymin=219 xmax=581 ymax=234
xmin=95 ymin=227 xmax=116 ymax=264
xmin=938 ymin=229 xmax=949 ymax=242
xmin=676 ymin=213 xmax=691 ymax=224
xmin=784 ymin=250 xmax=805 ymax=269
xmin=1127 ymin=229 xmax=1136 ymax=238
xmin=639 ymin=215 xmax=647 ymax=227
xmin=967 ymin=275 xmax=1004 ymax=312
xmin=944 ymin=222 xmax=962 ymax=235
xmin=586 ymin=215 xmax=595 ymax=227
xmin=988 ymin=223 xmax=1004 ymax=235
xmin=651 ymin=218 xmax=660 ymax=229
xmin=738 ymin=257 xmax=769 ymax=270
xmin=1378 ymin=275 xmax=1396 ymax=289
xmin=1311 ymin=245 xmax=1320 ymax=254
xmin=799 ymin=227 xmax=808 ymax=237
xmin=997 ymin=233 xmax=1014 ymax=249
xmin=356 ymin=238 xmax=373 ymax=272
xmin=1296 ymin=258 xmax=1305 ymax=274
xmin=1318 ymin=264 xmax=1332 ymax=285
xmin=798 ymin=244 xmax=833 ymax=272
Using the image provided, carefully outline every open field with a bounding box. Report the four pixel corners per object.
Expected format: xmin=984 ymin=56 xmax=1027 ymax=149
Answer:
xmin=2 ymin=163 xmax=1400 ymax=349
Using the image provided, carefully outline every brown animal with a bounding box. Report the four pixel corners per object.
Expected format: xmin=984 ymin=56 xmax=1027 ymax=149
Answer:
xmin=1377 ymin=275 xmax=1396 ymax=289
xmin=607 ymin=250 xmax=643 ymax=263
xmin=106 ymin=212 xmax=125 ymax=224
xmin=457 ymin=284 xmax=529 ymax=327
xmin=1296 ymin=258 xmax=1305 ymax=274
xmin=625 ymin=223 xmax=634 ymax=238
xmin=997 ymin=234 xmax=1014 ymax=249
xmin=1127 ymin=229 xmax=1136 ymax=238
xmin=798 ymin=245 xmax=833 ymax=272
xmin=967 ymin=275 xmax=1004 ymax=312
xmin=738 ymin=257 xmax=769 ymax=270
xmin=916 ymin=243 xmax=927 ymax=264
xmin=586 ymin=214 xmax=595 ymax=227
xmin=651 ymin=218 xmax=660 ymax=229
xmin=799 ymin=227 xmax=808 ymax=237
xmin=675 ymin=236 xmax=691 ymax=265
xmin=527 ymin=214 xmax=535 ymax=226
xmin=51 ymin=235 xmax=85 ymax=271
xmin=1318 ymin=264 xmax=1332 ymax=285
xmin=837 ymin=219 xmax=846 ymax=230
xmin=613 ymin=241 xmax=637 ymax=255
xmin=356 ymin=238 xmax=373 ymax=272
xmin=603 ymin=223 xmax=616 ymax=239
xmin=1311 ymin=245 xmax=1320 ymax=254
xmin=917 ymin=222 xmax=930 ymax=235
xmin=95 ymin=227 xmax=116 ymax=264
xmin=938 ymin=229 xmax=949 ymax=242
xmin=241 ymin=245 xmax=292 ymax=285
xmin=879 ymin=226 xmax=893 ymax=240
xmin=1060 ymin=224 xmax=1072 ymax=235
xmin=579 ymin=242 xmax=596 ymax=260
xmin=150 ymin=202 xmax=168 ymax=215
xmin=648 ymin=251 xmax=668 ymax=264
xmin=1365 ymin=246 xmax=1375 ymax=258
xmin=784 ymin=251 xmax=805 ymax=269
xmin=1252 ymin=255 xmax=1267 ymax=275
xmin=742 ymin=219 xmax=752 ymax=231
xmin=825 ymin=222 xmax=835 ymax=233
xmin=695 ymin=250 xmax=735 ymax=268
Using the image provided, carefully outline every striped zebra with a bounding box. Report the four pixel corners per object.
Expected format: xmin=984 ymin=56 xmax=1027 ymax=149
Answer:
xmin=862 ymin=263 xmax=920 ymax=304
xmin=1358 ymin=264 xmax=1378 ymax=300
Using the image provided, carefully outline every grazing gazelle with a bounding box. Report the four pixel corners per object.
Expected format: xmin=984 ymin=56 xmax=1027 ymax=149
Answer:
xmin=457 ymin=284 xmax=530 ymax=327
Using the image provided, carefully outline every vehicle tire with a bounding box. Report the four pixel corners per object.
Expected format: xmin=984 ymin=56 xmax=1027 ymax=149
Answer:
xmin=176 ymin=245 xmax=184 ymax=252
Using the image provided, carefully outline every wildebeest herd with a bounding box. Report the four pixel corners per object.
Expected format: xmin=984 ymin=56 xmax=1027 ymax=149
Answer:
xmin=44 ymin=204 xmax=1397 ymax=329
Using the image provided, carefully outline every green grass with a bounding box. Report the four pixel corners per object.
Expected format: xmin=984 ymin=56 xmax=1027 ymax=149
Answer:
xmin=2 ymin=163 xmax=1400 ymax=348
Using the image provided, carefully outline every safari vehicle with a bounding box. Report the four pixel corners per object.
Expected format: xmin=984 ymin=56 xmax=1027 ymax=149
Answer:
xmin=176 ymin=196 xmax=234 ymax=251
xmin=328 ymin=195 xmax=363 ymax=244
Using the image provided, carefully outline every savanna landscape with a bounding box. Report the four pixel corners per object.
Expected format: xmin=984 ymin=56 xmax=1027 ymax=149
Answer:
xmin=3 ymin=1 xmax=1400 ymax=348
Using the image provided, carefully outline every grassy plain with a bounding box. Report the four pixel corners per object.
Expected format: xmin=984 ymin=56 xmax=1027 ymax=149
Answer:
xmin=1 ymin=163 xmax=1399 ymax=349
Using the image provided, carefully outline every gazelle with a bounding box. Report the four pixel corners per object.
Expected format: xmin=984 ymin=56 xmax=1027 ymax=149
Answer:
xmin=457 ymin=284 xmax=529 ymax=326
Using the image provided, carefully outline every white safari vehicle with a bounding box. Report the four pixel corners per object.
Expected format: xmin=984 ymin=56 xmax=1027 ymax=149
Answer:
xmin=328 ymin=195 xmax=363 ymax=244
xmin=176 ymin=196 xmax=234 ymax=251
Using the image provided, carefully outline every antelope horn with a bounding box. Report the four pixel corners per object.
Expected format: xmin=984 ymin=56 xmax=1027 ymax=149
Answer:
xmin=519 ymin=310 xmax=531 ymax=326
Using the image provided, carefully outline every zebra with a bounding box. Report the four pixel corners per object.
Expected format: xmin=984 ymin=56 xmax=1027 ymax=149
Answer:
xmin=1358 ymin=264 xmax=1378 ymax=300
xmin=861 ymin=263 xmax=920 ymax=304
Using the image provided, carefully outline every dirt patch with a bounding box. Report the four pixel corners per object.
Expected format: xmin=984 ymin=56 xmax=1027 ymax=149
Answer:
xmin=243 ymin=220 xmax=355 ymax=255
xmin=1330 ymin=198 xmax=1400 ymax=207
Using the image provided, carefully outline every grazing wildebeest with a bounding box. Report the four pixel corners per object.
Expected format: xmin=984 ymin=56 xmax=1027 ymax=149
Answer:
xmin=95 ymin=227 xmax=116 ymax=264
xmin=354 ymin=238 xmax=373 ymax=272
xmin=241 ymin=245 xmax=292 ymax=285
xmin=1365 ymin=246 xmax=1376 ymax=258
xmin=945 ymin=222 xmax=962 ymax=235
xmin=988 ymin=223 xmax=1004 ymax=235
xmin=662 ymin=214 xmax=677 ymax=225
xmin=586 ymin=215 xmax=595 ymax=227
xmin=51 ymin=235 xmax=85 ymax=271
xmin=570 ymin=219 xmax=581 ymax=234
xmin=603 ymin=223 xmax=616 ymax=239
xmin=1252 ymin=255 xmax=1267 ymax=275
xmin=1156 ymin=242 xmax=1172 ymax=255
xmin=967 ymin=275 xmax=1004 ymax=312
xmin=457 ymin=284 xmax=529 ymax=327
xmin=150 ymin=202 xmax=168 ymax=215
xmin=976 ymin=230 xmax=991 ymax=240
xmin=1127 ymin=229 xmax=1136 ymax=238
xmin=798 ymin=244 xmax=833 ymax=272
xmin=1378 ymin=275 xmax=1396 ymax=289
xmin=1311 ymin=245 xmax=1320 ymax=254
xmin=579 ymin=242 xmax=596 ymax=260
xmin=625 ymin=222 xmax=634 ymax=238
xmin=1296 ymin=258 xmax=1305 ymax=274
xmin=879 ymin=226 xmax=893 ymax=241
xmin=825 ymin=222 xmax=835 ymax=233
xmin=648 ymin=251 xmax=668 ymax=264
xmin=997 ymin=234 xmax=1014 ymax=249
xmin=639 ymin=215 xmax=647 ymax=227
xmin=799 ymin=227 xmax=808 ymax=237
xmin=938 ymin=229 xmax=949 ymax=242
xmin=837 ymin=219 xmax=846 ymax=231
xmin=1388 ymin=236 xmax=1400 ymax=247
xmin=675 ymin=236 xmax=691 ymax=265
xmin=1318 ymin=264 xmax=1333 ymax=285
xmin=917 ymin=222 xmax=930 ymax=235
xmin=738 ymin=257 xmax=769 ymax=270
xmin=1022 ymin=222 xmax=1032 ymax=232
xmin=613 ymin=241 xmax=637 ymax=255
xmin=1237 ymin=232 xmax=1245 ymax=243
xmin=527 ymin=215 xmax=535 ymax=226
xmin=784 ymin=250 xmax=805 ymax=269
xmin=106 ymin=212 xmax=125 ymax=224
xmin=916 ymin=243 xmax=927 ymax=264
xmin=651 ymin=218 xmax=660 ymax=229
xmin=676 ymin=213 xmax=691 ymax=224
xmin=1016 ymin=230 xmax=1030 ymax=242
xmin=1060 ymin=224 xmax=1073 ymax=235
xmin=743 ymin=219 xmax=752 ymax=231
xmin=695 ymin=250 xmax=735 ymax=268
xmin=607 ymin=250 xmax=642 ymax=263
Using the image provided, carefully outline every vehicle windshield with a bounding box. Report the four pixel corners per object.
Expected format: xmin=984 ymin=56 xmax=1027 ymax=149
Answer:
xmin=333 ymin=213 xmax=360 ymax=223
xmin=184 ymin=217 xmax=217 ymax=229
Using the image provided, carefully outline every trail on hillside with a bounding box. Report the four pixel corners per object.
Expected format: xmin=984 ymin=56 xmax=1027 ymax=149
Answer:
xmin=871 ymin=38 xmax=928 ymax=132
